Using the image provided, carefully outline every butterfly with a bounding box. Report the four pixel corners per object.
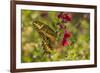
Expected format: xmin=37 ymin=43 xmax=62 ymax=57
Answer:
xmin=32 ymin=20 xmax=71 ymax=53
xmin=32 ymin=21 xmax=57 ymax=53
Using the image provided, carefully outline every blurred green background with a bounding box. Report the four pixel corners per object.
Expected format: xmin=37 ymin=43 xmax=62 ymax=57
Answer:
xmin=21 ymin=9 xmax=90 ymax=63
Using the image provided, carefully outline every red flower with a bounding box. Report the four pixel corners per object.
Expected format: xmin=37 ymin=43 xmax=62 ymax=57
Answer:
xmin=58 ymin=13 xmax=72 ymax=22
xmin=61 ymin=30 xmax=71 ymax=46
xmin=58 ymin=12 xmax=63 ymax=18
xmin=63 ymin=14 xmax=72 ymax=21
xmin=64 ymin=31 xmax=71 ymax=38
xmin=62 ymin=39 xmax=69 ymax=46
xmin=58 ymin=13 xmax=72 ymax=47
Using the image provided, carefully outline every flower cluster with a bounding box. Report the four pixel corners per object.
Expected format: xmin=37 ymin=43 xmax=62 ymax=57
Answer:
xmin=58 ymin=12 xmax=72 ymax=47
xmin=58 ymin=12 xmax=72 ymax=22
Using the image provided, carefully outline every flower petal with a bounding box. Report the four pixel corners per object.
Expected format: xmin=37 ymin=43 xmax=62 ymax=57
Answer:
xmin=62 ymin=39 xmax=69 ymax=46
